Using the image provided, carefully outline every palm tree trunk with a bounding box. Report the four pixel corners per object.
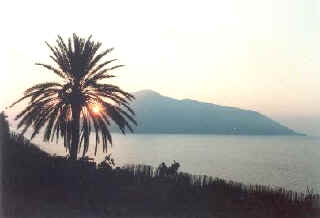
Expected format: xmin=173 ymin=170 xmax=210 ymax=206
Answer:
xmin=70 ymin=104 xmax=81 ymax=160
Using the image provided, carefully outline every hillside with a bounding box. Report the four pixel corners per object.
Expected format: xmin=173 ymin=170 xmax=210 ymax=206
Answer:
xmin=114 ymin=90 xmax=301 ymax=135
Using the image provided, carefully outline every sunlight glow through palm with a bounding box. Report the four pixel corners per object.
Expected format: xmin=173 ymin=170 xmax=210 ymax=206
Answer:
xmin=10 ymin=34 xmax=137 ymax=159
xmin=92 ymin=105 xmax=101 ymax=114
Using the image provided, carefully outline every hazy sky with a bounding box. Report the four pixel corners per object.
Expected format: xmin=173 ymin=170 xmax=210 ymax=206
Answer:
xmin=2 ymin=0 xmax=320 ymax=135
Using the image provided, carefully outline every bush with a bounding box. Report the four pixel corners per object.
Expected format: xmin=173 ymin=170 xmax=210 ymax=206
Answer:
xmin=156 ymin=160 xmax=180 ymax=177
xmin=97 ymin=154 xmax=115 ymax=171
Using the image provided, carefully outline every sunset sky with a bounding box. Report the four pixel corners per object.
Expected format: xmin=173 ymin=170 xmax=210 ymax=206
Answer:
xmin=2 ymin=0 xmax=320 ymax=135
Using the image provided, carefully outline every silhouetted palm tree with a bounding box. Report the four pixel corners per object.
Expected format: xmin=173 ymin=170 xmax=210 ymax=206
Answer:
xmin=11 ymin=34 xmax=136 ymax=160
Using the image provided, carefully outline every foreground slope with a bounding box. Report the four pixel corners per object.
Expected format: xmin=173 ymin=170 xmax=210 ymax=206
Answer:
xmin=120 ymin=90 xmax=300 ymax=135
xmin=1 ymin=113 xmax=317 ymax=218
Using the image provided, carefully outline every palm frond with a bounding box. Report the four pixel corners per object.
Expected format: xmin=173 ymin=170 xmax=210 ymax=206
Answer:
xmin=88 ymin=48 xmax=114 ymax=71
xmin=86 ymin=59 xmax=118 ymax=79
xmin=35 ymin=63 xmax=68 ymax=79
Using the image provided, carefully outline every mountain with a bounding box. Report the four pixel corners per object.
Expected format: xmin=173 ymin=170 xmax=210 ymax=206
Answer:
xmin=113 ymin=90 xmax=302 ymax=135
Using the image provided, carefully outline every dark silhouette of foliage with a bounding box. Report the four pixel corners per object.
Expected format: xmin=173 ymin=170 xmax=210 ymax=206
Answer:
xmin=0 ymin=112 xmax=10 ymax=147
xmin=168 ymin=160 xmax=180 ymax=175
xmin=2 ymin=116 xmax=320 ymax=217
xmin=97 ymin=154 xmax=115 ymax=171
xmin=10 ymin=34 xmax=136 ymax=160
xmin=156 ymin=160 xmax=180 ymax=177
xmin=157 ymin=162 xmax=169 ymax=177
xmin=2 ymin=131 xmax=320 ymax=218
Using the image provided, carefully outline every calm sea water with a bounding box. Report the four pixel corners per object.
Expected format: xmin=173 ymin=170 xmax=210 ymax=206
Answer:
xmin=22 ymin=131 xmax=320 ymax=193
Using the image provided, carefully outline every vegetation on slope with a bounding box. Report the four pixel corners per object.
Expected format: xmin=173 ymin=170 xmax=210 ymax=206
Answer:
xmin=1 ymin=113 xmax=319 ymax=218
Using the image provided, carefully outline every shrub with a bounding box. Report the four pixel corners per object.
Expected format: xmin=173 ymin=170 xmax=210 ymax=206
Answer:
xmin=97 ymin=154 xmax=115 ymax=171
xmin=156 ymin=160 xmax=180 ymax=177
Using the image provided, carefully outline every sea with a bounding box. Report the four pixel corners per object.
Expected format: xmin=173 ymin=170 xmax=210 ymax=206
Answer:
xmin=19 ymin=130 xmax=320 ymax=194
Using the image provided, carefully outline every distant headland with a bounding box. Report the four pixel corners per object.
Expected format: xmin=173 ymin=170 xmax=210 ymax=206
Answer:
xmin=111 ymin=90 xmax=305 ymax=136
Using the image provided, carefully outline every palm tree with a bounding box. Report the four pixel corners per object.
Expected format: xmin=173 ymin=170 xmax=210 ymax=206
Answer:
xmin=10 ymin=34 xmax=136 ymax=160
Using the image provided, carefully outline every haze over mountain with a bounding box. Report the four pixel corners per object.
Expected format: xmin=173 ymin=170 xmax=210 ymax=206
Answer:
xmin=115 ymin=90 xmax=301 ymax=135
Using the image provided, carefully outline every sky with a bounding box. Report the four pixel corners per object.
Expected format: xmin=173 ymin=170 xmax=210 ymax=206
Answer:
xmin=1 ymin=0 xmax=320 ymax=135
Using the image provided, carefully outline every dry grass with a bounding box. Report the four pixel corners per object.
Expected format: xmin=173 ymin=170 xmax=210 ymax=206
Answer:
xmin=2 ymin=131 xmax=320 ymax=218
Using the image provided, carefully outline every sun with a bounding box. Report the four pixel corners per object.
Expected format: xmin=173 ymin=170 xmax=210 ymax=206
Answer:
xmin=92 ymin=105 xmax=101 ymax=114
